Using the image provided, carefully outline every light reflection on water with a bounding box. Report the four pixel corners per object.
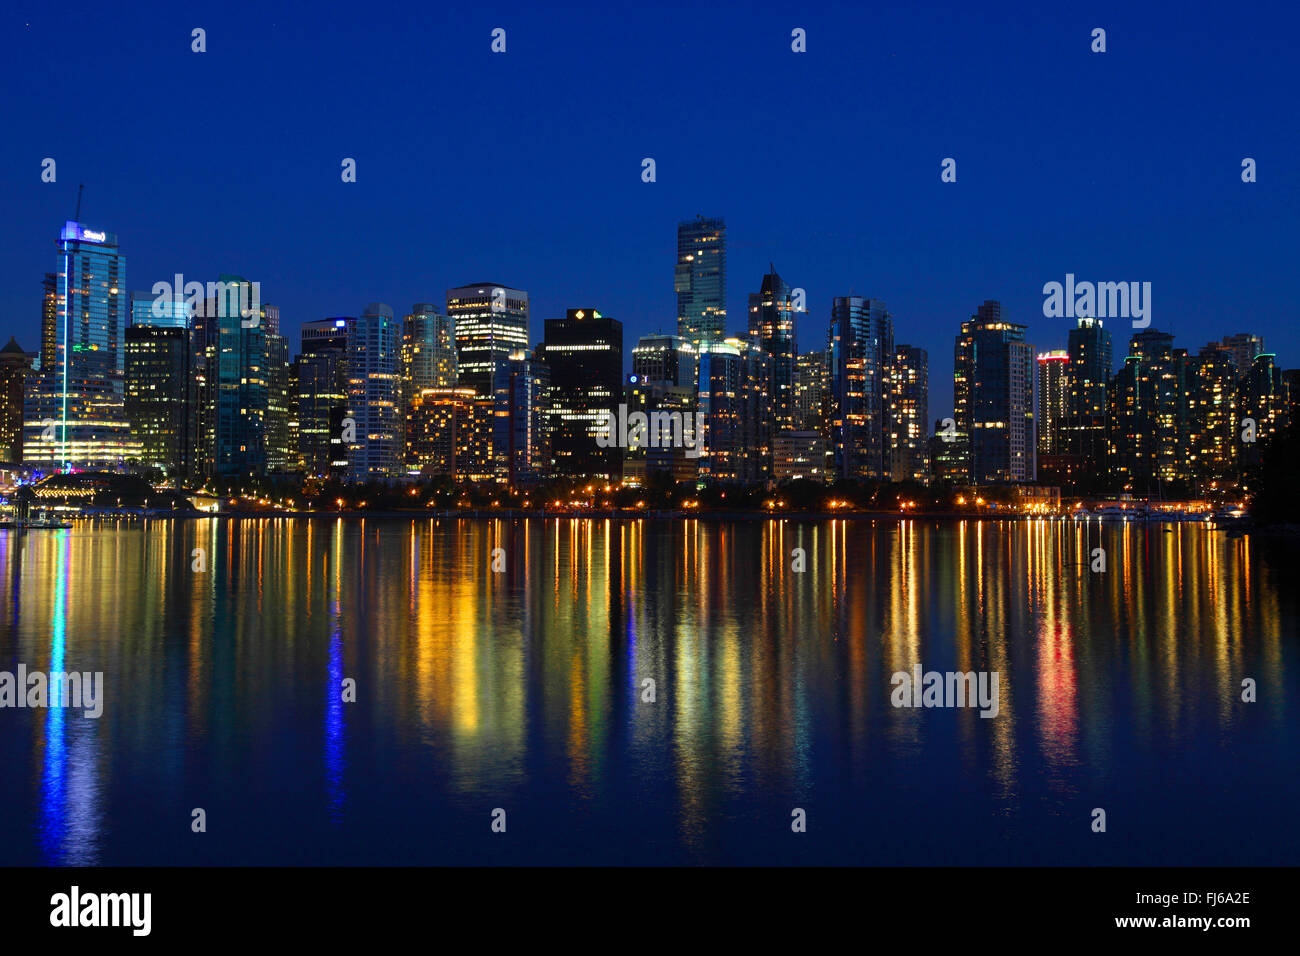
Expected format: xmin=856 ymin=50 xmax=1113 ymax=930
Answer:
xmin=0 ymin=517 xmax=1295 ymax=865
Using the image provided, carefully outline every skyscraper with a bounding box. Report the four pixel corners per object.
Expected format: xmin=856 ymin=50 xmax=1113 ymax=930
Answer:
xmin=631 ymin=334 xmax=696 ymax=388
xmin=446 ymin=283 xmax=529 ymax=478
xmin=695 ymin=336 xmax=768 ymax=483
xmin=0 ymin=338 xmax=33 ymax=463
xmin=1108 ymin=329 xmax=1184 ymax=488
xmin=697 ymin=340 xmax=746 ymax=482
xmin=1036 ymin=350 xmax=1069 ymax=457
xmin=403 ymin=304 xmax=458 ymax=473
xmin=345 ymin=303 xmax=403 ymax=480
xmin=1058 ymin=316 xmax=1113 ymax=483
xmin=24 ymin=221 xmax=138 ymax=470
xmin=403 ymin=304 xmax=457 ymax=396
xmin=794 ymin=348 xmax=829 ymax=434
xmin=295 ymin=318 xmax=350 ymax=478
xmin=40 ymin=273 xmax=58 ymax=372
xmin=622 ymin=375 xmax=698 ymax=485
xmin=748 ymin=268 xmax=798 ymax=443
xmin=537 ymin=308 xmax=623 ymax=479
xmin=829 ymin=296 xmax=893 ymax=480
xmin=406 ymin=387 xmax=492 ymax=481
xmin=265 ymin=323 xmax=293 ymax=473
xmin=889 ymin=345 xmax=930 ymax=484
xmin=1186 ymin=346 xmax=1238 ymax=490
xmin=675 ymin=216 xmax=726 ymax=348
xmin=954 ymin=300 xmax=1035 ymax=484
xmin=1217 ymin=333 xmax=1266 ymax=378
xmin=191 ymin=276 xmax=275 ymax=478
xmin=500 ymin=348 xmax=550 ymax=487
xmin=1238 ymin=352 xmax=1288 ymax=469
xmin=125 ymin=325 xmax=191 ymax=478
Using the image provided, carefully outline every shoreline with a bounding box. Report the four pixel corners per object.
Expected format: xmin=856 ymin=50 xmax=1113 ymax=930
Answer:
xmin=15 ymin=508 xmax=1258 ymax=526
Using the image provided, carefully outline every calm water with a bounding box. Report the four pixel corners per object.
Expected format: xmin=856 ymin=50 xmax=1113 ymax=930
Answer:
xmin=0 ymin=517 xmax=1296 ymax=866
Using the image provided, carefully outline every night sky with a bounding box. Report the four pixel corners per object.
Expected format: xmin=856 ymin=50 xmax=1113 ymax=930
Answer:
xmin=2 ymin=0 xmax=1295 ymax=417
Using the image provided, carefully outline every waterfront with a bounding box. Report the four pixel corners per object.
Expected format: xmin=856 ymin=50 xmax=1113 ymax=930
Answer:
xmin=0 ymin=518 xmax=1296 ymax=865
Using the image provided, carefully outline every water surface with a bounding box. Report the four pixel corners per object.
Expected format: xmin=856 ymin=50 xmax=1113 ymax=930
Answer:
xmin=0 ymin=517 xmax=1295 ymax=865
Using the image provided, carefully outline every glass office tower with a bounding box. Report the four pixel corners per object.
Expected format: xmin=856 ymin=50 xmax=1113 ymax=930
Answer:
xmin=24 ymin=221 xmax=138 ymax=470
xmin=447 ymin=283 xmax=529 ymax=479
xmin=675 ymin=216 xmax=726 ymax=348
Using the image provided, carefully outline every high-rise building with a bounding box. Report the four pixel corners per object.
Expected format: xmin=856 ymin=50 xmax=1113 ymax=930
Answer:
xmin=696 ymin=336 xmax=769 ymax=483
xmin=446 ymin=283 xmax=529 ymax=478
xmin=1036 ymin=350 xmax=1069 ymax=456
xmin=125 ymin=325 xmax=192 ymax=478
xmin=295 ymin=318 xmax=350 ymax=478
xmin=537 ymin=308 xmax=623 ymax=479
xmin=954 ymin=300 xmax=1035 ymax=484
xmin=190 ymin=276 xmax=275 ymax=478
xmin=1239 ymin=353 xmax=1288 ymax=469
xmin=889 ymin=345 xmax=930 ymax=484
xmin=829 ymin=296 xmax=893 ymax=480
xmin=1186 ymin=347 xmax=1238 ymax=490
xmin=499 ymin=348 xmax=550 ymax=487
xmin=1216 ymin=333 xmax=1266 ymax=378
xmin=40 ymin=273 xmax=58 ymax=372
xmin=24 ymin=221 xmax=138 ymax=470
xmin=265 ymin=325 xmax=294 ymax=473
xmin=402 ymin=304 xmax=458 ymax=473
xmin=697 ymin=340 xmax=746 ymax=482
xmin=0 ymin=338 xmax=34 ymax=463
xmin=345 ymin=303 xmax=403 ymax=480
xmin=1108 ymin=329 xmax=1185 ymax=488
xmin=622 ymin=377 xmax=698 ymax=485
xmin=406 ymin=387 xmax=492 ymax=481
xmin=631 ymin=333 xmax=696 ymax=388
xmin=403 ymin=304 xmax=457 ymax=396
xmin=929 ymin=419 xmax=969 ymax=485
xmin=748 ymin=268 xmax=798 ymax=447
xmin=1285 ymin=369 xmax=1300 ymax=425
xmin=1057 ymin=316 xmax=1113 ymax=483
xmin=447 ymin=284 xmax=529 ymax=396
xmin=675 ymin=216 xmax=726 ymax=348
xmin=794 ymin=348 xmax=829 ymax=434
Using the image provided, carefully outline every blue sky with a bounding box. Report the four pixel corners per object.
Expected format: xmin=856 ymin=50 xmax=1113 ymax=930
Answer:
xmin=2 ymin=0 xmax=1296 ymax=416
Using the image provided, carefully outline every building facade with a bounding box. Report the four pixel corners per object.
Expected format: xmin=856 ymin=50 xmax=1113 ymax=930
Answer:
xmin=675 ymin=216 xmax=726 ymax=348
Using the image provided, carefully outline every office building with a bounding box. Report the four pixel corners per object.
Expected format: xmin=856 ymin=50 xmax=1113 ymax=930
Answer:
xmin=889 ymin=345 xmax=930 ymax=484
xmin=953 ymin=300 xmax=1035 ymax=484
xmin=632 ymin=333 xmax=696 ymax=388
xmin=25 ymin=221 xmax=138 ymax=470
xmin=675 ymin=216 xmax=726 ymax=348
xmin=446 ymin=283 xmax=528 ymax=478
xmin=829 ymin=296 xmax=893 ymax=480
xmin=0 ymin=338 xmax=33 ymax=463
xmin=125 ymin=325 xmax=192 ymax=478
xmin=345 ymin=303 xmax=403 ymax=480
xmin=537 ymin=309 xmax=623 ymax=479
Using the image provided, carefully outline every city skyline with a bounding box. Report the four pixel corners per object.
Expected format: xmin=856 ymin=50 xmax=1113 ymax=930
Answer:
xmin=1 ymin=211 xmax=1284 ymax=438
xmin=2 ymin=209 xmax=1288 ymax=502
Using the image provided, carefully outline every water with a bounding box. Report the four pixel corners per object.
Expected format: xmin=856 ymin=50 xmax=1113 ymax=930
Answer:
xmin=0 ymin=517 xmax=1296 ymax=866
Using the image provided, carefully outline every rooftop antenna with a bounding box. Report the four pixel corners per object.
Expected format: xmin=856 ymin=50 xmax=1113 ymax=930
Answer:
xmin=74 ymin=183 xmax=84 ymax=221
